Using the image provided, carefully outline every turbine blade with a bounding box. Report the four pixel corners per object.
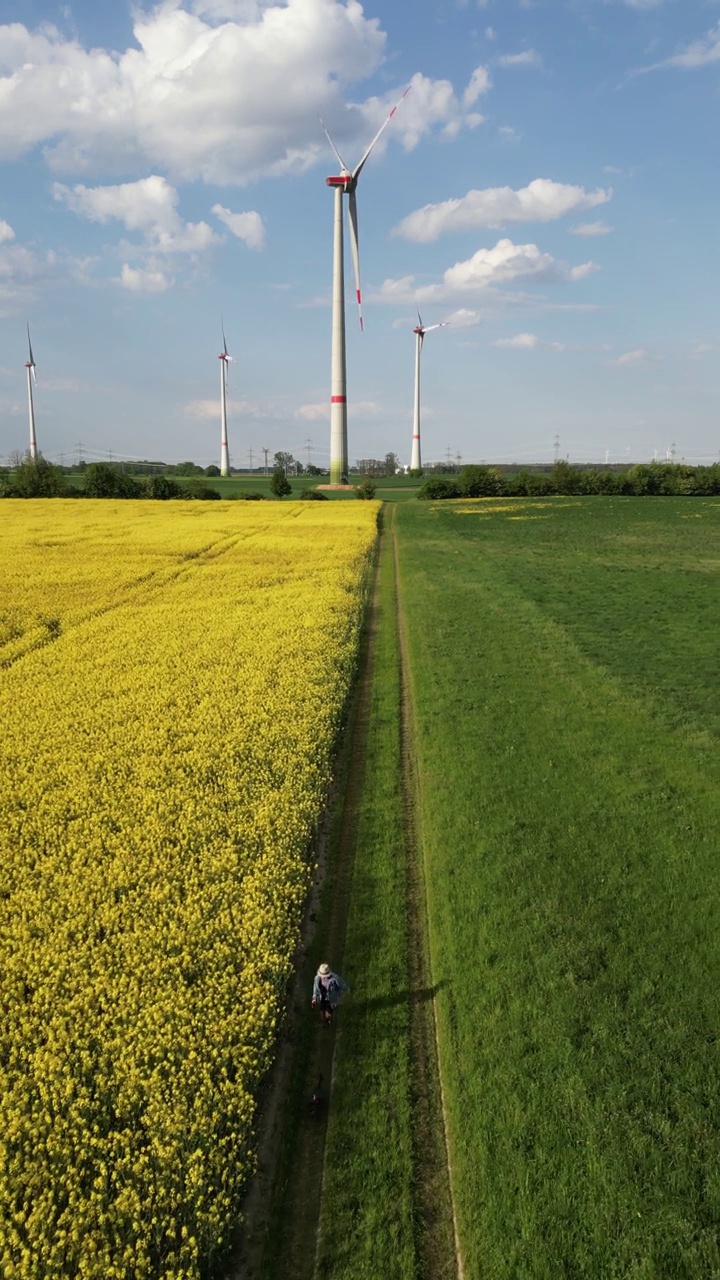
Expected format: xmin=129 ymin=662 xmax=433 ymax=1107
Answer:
xmin=417 ymin=308 xmax=423 ymax=329
xmin=347 ymin=189 xmax=364 ymax=331
xmin=221 ymin=317 xmax=228 ymax=356
xmin=27 ymin=322 xmax=35 ymax=367
xmin=320 ymin=117 xmax=348 ymax=172
xmin=351 ymin=83 xmax=411 ymax=182
xmin=424 ymin=323 xmax=448 ymax=333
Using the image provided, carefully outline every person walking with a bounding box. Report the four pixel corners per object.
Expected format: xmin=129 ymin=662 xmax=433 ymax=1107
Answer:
xmin=312 ymin=962 xmax=349 ymax=1026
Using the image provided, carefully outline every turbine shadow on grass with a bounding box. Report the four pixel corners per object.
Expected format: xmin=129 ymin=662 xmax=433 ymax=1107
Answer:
xmin=351 ymin=981 xmax=447 ymax=1013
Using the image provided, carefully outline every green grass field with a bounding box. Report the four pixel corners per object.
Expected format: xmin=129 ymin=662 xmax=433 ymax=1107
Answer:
xmin=392 ymin=496 xmax=720 ymax=1277
xmin=60 ymin=473 xmax=424 ymax=501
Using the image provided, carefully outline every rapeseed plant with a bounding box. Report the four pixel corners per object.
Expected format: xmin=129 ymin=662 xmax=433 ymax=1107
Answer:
xmin=0 ymin=500 xmax=378 ymax=1279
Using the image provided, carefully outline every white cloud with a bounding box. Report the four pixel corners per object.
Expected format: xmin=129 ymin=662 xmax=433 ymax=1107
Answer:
xmin=117 ymin=264 xmax=173 ymax=293
xmin=352 ymin=400 xmax=381 ymax=418
xmin=610 ymin=348 xmax=649 ymax=367
xmin=494 ymin=332 xmax=540 ymax=349
xmin=0 ymin=6 xmax=486 ymax=184
xmin=0 ymin=220 xmax=14 ymax=243
xmin=375 ymin=238 xmax=598 ymax=306
xmin=295 ymin=399 xmax=379 ymax=421
xmin=443 ymin=308 xmax=482 ymax=328
xmin=570 ymin=220 xmax=613 ymax=237
xmin=54 ymin=176 xmax=178 ymax=232
xmin=492 ymin=332 xmax=565 ymax=350
xmin=53 ymin=177 xmax=219 ymax=256
xmin=393 ymin=177 xmax=612 ymax=242
xmin=0 ymin=241 xmax=59 ymax=316
xmin=356 ymin=68 xmax=489 ymax=151
xmin=661 ymin=24 xmax=720 ymax=69
xmin=640 ymin=23 xmax=720 ymax=73
xmin=568 ymin=261 xmax=598 ymax=281
xmin=212 ymin=204 xmax=265 ymax=250
xmin=295 ymin=403 xmax=327 ymax=422
xmin=485 ymin=27 xmax=496 ymax=41
xmin=497 ymin=50 xmax=542 ymax=68
xmin=693 ymin=341 xmax=719 ymax=357
xmin=185 ymin=396 xmax=271 ymax=419
xmin=463 ymin=66 xmax=491 ymax=107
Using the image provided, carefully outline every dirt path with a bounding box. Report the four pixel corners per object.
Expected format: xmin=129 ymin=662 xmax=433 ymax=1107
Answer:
xmin=232 ymin=509 xmax=462 ymax=1280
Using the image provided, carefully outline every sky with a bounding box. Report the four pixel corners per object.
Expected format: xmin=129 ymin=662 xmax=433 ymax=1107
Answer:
xmin=1 ymin=0 xmax=719 ymax=471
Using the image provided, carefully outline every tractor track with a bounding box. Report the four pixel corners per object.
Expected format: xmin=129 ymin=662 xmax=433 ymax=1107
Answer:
xmin=234 ymin=508 xmax=462 ymax=1280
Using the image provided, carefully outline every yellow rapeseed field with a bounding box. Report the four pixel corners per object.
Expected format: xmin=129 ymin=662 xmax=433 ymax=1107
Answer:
xmin=0 ymin=500 xmax=378 ymax=1279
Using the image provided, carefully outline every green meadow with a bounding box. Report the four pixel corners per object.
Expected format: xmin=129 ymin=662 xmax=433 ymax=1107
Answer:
xmin=394 ymin=496 xmax=720 ymax=1278
xmin=60 ymin=473 xmax=424 ymax=501
xmin=268 ymin=494 xmax=720 ymax=1278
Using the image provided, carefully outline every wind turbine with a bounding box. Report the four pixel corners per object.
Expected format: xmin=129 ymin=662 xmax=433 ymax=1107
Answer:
xmin=411 ymin=312 xmax=447 ymax=472
xmin=25 ymin=324 xmax=38 ymax=461
xmin=219 ymin=323 xmax=233 ymax=478
xmin=322 ymin=86 xmax=410 ymax=484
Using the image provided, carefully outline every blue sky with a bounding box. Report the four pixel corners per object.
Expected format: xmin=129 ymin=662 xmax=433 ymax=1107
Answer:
xmin=1 ymin=0 xmax=719 ymax=469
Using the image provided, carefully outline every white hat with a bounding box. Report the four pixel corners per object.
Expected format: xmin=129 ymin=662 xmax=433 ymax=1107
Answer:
xmin=318 ymin=963 xmax=330 ymax=976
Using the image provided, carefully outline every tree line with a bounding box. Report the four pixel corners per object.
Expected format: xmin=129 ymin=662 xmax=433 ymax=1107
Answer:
xmin=418 ymin=460 xmax=720 ymax=500
xmin=0 ymin=458 xmax=227 ymax=500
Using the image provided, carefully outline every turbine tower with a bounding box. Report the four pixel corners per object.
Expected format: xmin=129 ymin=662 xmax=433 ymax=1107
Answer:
xmin=219 ymin=323 xmax=233 ymax=478
xmin=322 ymin=86 xmax=409 ymax=484
xmin=25 ymin=324 xmax=38 ymax=461
xmin=411 ymin=312 xmax=447 ymax=472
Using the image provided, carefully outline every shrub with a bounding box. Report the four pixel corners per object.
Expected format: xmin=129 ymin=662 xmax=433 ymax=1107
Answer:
xmin=355 ymin=480 xmax=377 ymax=500
xmin=182 ymin=478 xmax=221 ymax=500
xmin=144 ymin=474 xmax=182 ymax=500
xmin=503 ymin=470 xmax=531 ymax=497
xmin=417 ymin=478 xmax=460 ymax=500
xmin=270 ymin=469 xmax=292 ymax=498
xmin=84 ymin=464 xmax=142 ymax=499
xmin=550 ymin=459 xmax=582 ymax=495
xmin=524 ymin=472 xmax=554 ymax=497
xmin=173 ymin=461 xmax=205 ymax=476
xmin=577 ymin=469 xmax=622 ymax=496
xmin=230 ymin=491 xmax=267 ymax=501
xmin=8 ymin=455 xmax=68 ymax=498
xmin=457 ymin=465 xmax=504 ymax=498
xmin=300 ymin=488 xmax=329 ymax=500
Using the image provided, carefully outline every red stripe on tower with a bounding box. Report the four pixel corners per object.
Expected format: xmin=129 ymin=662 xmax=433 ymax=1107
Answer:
xmin=331 ymin=395 xmax=347 ymax=403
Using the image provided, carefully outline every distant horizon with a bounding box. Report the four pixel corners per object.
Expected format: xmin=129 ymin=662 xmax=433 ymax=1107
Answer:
xmin=3 ymin=452 xmax=715 ymax=474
